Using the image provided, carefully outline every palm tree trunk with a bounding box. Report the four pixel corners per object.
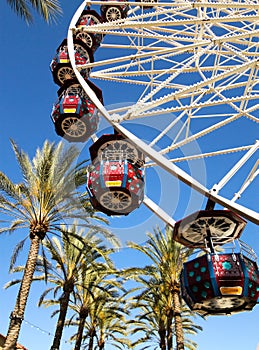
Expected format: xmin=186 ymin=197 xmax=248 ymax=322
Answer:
xmin=166 ymin=309 xmax=173 ymax=350
xmin=98 ymin=333 xmax=105 ymax=349
xmin=158 ymin=323 xmax=166 ymax=350
xmin=88 ymin=328 xmax=95 ymax=350
xmin=4 ymin=235 xmax=41 ymax=349
xmin=172 ymin=288 xmax=184 ymax=350
xmin=74 ymin=308 xmax=88 ymax=350
xmin=50 ymin=290 xmax=71 ymax=350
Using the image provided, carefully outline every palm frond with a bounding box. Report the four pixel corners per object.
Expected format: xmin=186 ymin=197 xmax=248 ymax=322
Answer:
xmin=7 ymin=0 xmax=33 ymax=22
xmin=10 ymin=237 xmax=28 ymax=271
xmin=0 ymin=172 xmax=21 ymax=200
xmin=4 ymin=279 xmax=22 ymax=289
xmin=10 ymin=139 xmax=36 ymax=189
xmin=7 ymin=0 xmax=62 ymax=23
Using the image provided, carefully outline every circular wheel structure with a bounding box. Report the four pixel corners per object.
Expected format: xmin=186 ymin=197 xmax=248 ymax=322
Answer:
xmin=75 ymin=10 xmax=103 ymax=50
xmin=102 ymin=6 xmax=124 ymax=21
xmin=76 ymin=31 xmax=94 ymax=49
xmin=100 ymin=1 xmax=129 ymax=21
xmin=67 ymin=0 xmax=259 ymax=226
xmin=99 ymin=190 xmax=132 ymax=212
xmin=97 ymin=139 xmax=140 ymax=162
xmin=89 ymin=133 xmax=145 ymax=166
xmin=173 ymin=210 xmax=246 ymax=248
xmin=201 ymin=297 xmax=246 ymax=314
xmin=56 ymin=115 xmax=87 ymax=140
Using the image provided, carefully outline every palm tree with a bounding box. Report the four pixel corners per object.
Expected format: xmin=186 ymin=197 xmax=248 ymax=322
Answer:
xmin=78 ymin=285 xmax=131 ymax=350
xmin=67 ymin=269 xmax=115 ymax=350
xmin=6 ymin=0 xmax=62 ymax=23
xmin=0 ymin=140 xmax=102 ymax=349
xmin=36 ymin=224 xmax=118 ymax=350
xmin=127 ymin=226 xmax=202 ymax=350
xmin=66 ymin=263 xmax=130 ymax=350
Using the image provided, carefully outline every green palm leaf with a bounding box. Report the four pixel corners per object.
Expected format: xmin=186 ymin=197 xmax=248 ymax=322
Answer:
xmin=6 ymin=0 xmax=62 ymax=23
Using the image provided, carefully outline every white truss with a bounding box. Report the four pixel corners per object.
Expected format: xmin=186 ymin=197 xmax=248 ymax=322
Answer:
xmin=68 ymin=0 xmax=259 ymax=225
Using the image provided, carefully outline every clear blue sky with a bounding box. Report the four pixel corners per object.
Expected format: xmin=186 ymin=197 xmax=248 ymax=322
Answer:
xmin=0 ymin=1 xmax=258 ymax=349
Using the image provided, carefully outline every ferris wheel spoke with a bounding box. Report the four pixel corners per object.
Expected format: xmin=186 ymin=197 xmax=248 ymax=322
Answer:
xmin=143 ymin=195 xmax=176 ymax=228
xmin=157 ymin=115 xmax=248 ymax=156
xmin=231 ymin=161 xmax=259 ymax=203
xmin=210 ymin=141 xmax=259 ymax=194
xmin=122 ymin=59 xmax=257 ymax=117
xmin=97 ymin=62 xmax=257 ymax=120
xmin=145 ymin=144 xmax=257 ymax=167
xmin=123 ymin=94 xmax=259 ymax=121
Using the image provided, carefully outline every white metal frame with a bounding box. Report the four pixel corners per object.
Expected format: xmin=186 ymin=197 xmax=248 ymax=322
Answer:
xmin=67 ymin=0 xmax=259 ymax=225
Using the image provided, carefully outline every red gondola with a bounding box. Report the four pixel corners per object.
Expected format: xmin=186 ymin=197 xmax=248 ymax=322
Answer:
xmin=86 ymin=133 xmax=145 ymax=215
xmin=50 ymin=38 xmax=94 ymax=86
xmin=75 ymin=9 xmax=104 ymax=52
xmin=87 ymin=159 xmax=144 ymax=215
xmin=51 ymin=80 xmax=103 ymax=142
xmin=181 ymin=250 xmax=259 ymax=316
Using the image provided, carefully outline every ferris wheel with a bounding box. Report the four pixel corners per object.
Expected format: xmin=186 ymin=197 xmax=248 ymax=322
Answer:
xmin=50 ymin=0 xmax=259 ymax=316
xmin=61 ymin=0 xmax=258 ymax=225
